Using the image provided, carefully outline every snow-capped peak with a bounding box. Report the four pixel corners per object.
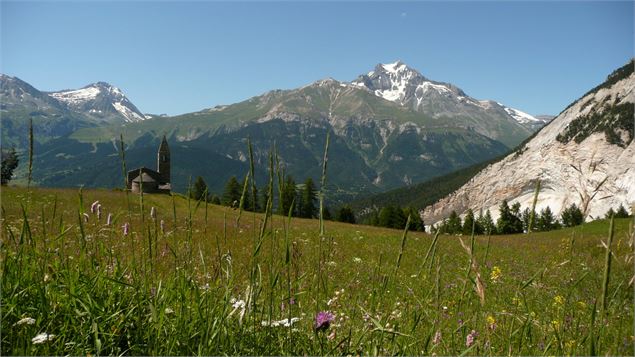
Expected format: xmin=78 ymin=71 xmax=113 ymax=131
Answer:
xmin=48 ymin=82 xmax=145 ymax=123
xmin=380 ymin=60 xmax=408 ymax=74
xmin=352 ymin=61 xmax=458 ymax=105
xmin=497 ymin=103 xmax=541 ymax=124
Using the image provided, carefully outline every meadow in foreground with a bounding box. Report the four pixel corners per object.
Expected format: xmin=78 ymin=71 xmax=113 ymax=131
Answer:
xmin=1 ymin=186 xmax=634 ymax=355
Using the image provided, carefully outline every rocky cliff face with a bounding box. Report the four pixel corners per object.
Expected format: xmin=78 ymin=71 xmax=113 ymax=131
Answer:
xmin=422 ymin=60 xmax=635 ymax=223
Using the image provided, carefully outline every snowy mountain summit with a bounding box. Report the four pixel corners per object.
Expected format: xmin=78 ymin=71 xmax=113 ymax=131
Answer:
xmin=49 ymin=82 xmax=145 ymax=123
xmin=351 ymin=61 xmax=550 ymax=147
xmin=423 ymin=59 xmax=635 ymax=224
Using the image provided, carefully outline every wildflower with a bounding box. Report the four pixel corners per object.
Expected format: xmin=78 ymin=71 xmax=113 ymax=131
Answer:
xmin=150 ymin=206 xmax=156 ymax=220
xmin=466 ymin=330 xmax=478 ymax=347
xmin=565 ymin=339 xmax=576 ymax=351
xmin=228 ymin=298 xmax=246 ymax=318
xmin=160 ymin=219 xmax=165 ymax=234
xmin=164 ymin=308 xmax=174 ymax=315
xmin=577 ymin=301 xmax=587 ymax=310
xmin=262 ymin=317 xmax=301 ymax=327
xmin=83 ymin=213 xmax=90 ymax=222
xmin=14 ymin=317 xmax=35 ymax=326
xmin=551 ymin=320 xmax=560 ymax=330
xmin=486 ymin=315 xmax=497 ymax=330
xmin=353 ymin=257 xmax=362 ymax=263
xmin=106 ymin=213 xmax=112 ymax=226
xmin=314 ymin=311 xmax=334 ymax=332
xmin=328 ymin=330 xmax=337 ymax=341
xmin=122 ymin=222 xmax=130 ymax=236
xmin=96 ymin=204 xmax=102 ymax=220
xmin=32 ymin=332 xmax=55 ymax=344
xmin=553 ymin=295 xmax=565 ymax=307
xmin=90 ymin=200 xmax=100 ymax=214
xmin=432 ymin=331 xmax=442 ymax=345
xmin=490 ymin=266 xmax=502 ymax=282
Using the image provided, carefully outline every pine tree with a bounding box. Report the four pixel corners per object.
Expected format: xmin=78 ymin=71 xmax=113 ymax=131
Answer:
xmin=222 ymin=176 xmax=241 ymax=207
xmin=462 ymin=209 xmax=477 ymax=235
xmin=300 ymin=178 xmax=317 ymax=218
xmin=497 ymin=200 xmax=522 ymax=234
xmin=510 ymin=202 xmax=524 ymax=233
xmin=322 ymin=206 xmax=332 ymax=221
xmin=479 ymin=209 xmax=495 ymax=235
xmin=279 ymin=176 xmax=297 ymax=216
xmin=393 ymin=207 xmax=407 ymax=229
xmin=405 ymin=207 xmax=424 ymax=232
xmin=1 ymin=147 xmax=19 ymax=185
xmin=379 ymin=206 xmax=396 ymax=228
xmin=336 ymin=206 xmax=356 ymax=224
xmin=561 ymin=203 xmax=584 ymax=227
xmin=368 ymin=209 xmax=380 ymax=226
xmin=537 ymin=206 xmax=556 ymax=231
xmin=190 ymin=176 xmax=209 ymax=201
xmin=521 ymin=208 xmax=531 ymax=232
xmin=260 ymin=185 xmax=270 ymax=213
xmin=615 ymin=204 xmax=630 ymax=218
xmin=605 ymin=208 xmax=616 ymax=219
xmin=447 ymin=211 xmax=462 ymax=234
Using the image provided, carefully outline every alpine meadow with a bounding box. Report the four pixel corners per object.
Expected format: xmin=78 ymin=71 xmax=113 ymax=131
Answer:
xmin=1 ymin=1 xmax=634 ymax=356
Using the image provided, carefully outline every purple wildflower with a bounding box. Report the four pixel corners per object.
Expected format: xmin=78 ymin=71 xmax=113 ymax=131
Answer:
xmin=466 ymin=330 xmax=478 ymax=347
xmin=122 ymin=222 xmax=130 ymax=236
xmin=90 ymin=200 xmax=100 ymax=214
xmin=106 ymin=213 xmax=112 ymax=226
xmin=314 ymin=311 xmax=334 ymax=332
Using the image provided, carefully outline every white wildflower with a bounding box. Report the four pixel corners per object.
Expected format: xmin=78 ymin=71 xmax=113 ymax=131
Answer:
xmin=164 ymin=308 xmax=174 ymax=315
xmin=353 ymin=257 xmax=362 ymax=263
xmin=262 ymin=317 xmax=301 ymax=327
xmin=32 ymin=332 xmax=55 ymax=344
xmin=14 ymin=317 xmax=35 ymax=326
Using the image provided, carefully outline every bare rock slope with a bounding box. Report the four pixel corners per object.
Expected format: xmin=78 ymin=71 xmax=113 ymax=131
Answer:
xmin=423 ymin=60 xmax=635 ymax=223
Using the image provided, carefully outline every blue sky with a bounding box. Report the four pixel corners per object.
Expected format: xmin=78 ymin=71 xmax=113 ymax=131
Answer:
xmin=2 ymin=1 xmax=633 ymax=116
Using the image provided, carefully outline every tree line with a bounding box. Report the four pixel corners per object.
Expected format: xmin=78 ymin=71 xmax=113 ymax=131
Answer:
xmin=189 ymin=174 xmax=361 ymax=223
xmin=434 ymin=199 xmax=632 ymax=235
xmin=365 ymin=205 xmax=426 ymax=231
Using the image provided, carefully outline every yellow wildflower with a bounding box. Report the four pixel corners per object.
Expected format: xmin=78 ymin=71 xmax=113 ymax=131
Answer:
xmin=490 ymin=266 xmax=502 ymax=283
xmin=551 ymin=320 xmax=560 ymax=329
xmin=553 ymin=295 xmax=565 ymax=307
xmin=577 ymin=301 xmax=587 ymax=310
xmin=486 ymin=315 xmax=496 ymax=330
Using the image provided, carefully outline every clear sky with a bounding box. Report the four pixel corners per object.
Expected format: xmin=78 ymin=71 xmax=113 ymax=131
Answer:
xmin=2 ymin=1 xmax=633 ymax=116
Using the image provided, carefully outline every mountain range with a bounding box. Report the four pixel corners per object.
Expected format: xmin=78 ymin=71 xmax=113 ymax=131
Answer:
xmin=1 ymin=62 xmax=551 ymax=202
xmin=422 ymin=59 xmax=634 ymax=223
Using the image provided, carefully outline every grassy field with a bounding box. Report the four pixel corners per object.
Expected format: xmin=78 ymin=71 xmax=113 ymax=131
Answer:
xmin=1 ymin=186 xmax=633 ymax=355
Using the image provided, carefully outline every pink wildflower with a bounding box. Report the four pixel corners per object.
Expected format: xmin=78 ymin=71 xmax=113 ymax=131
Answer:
xmin=466 ymin=330 xmax=478 ymax=347
xmin=314 ymin=311 xmax=334 ymax=332
xmin=122 ymin=222 xmax=130 ymax=236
